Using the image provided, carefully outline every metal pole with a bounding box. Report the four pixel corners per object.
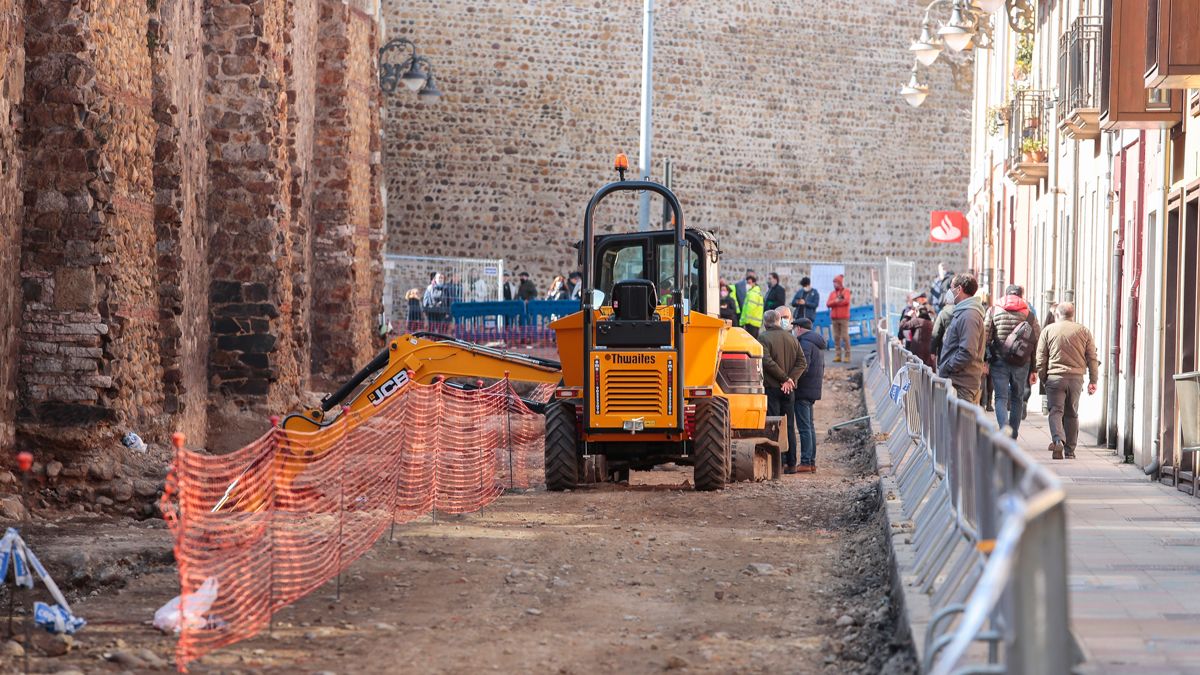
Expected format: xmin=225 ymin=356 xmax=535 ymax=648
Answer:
xmin=637 ymin=0 xmax=655 ymax=232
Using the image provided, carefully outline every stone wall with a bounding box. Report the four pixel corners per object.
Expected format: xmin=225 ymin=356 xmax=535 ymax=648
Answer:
xmin=151 ymin=0 xmax=210 ymax=445
xmin=5 ymin=0 xmax=383 ymax=479
xmin=204 ymin=0 xmax=307 ymax=412
xmin=0 ymin=0 xmax=23 ymax=452
xmin=312 ymin=0 xmax=385 ymax=378
xmin=381 ymin=0 xmax=971 ymax=283
xmin=19 ymin=1 xmax=162 ymax=451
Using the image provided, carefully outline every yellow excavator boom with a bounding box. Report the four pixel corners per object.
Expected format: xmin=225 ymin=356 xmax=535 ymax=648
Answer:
xmin=213 ymin=333 xmax=563 ymax=512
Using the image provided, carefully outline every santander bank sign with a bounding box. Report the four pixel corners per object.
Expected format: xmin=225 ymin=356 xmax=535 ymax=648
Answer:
xmin=929 ymin=211 xmax=968 ymax=244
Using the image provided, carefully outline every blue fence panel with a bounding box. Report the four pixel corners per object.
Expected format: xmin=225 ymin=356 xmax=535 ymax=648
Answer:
xmin=813 ymin=304 xmax=877 ymax=346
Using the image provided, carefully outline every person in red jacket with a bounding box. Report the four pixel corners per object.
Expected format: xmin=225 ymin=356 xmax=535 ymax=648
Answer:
xmin=827 ymin=275 xmax=853 ymax=362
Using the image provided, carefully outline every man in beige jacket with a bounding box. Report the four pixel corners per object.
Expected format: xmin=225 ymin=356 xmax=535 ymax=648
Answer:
xmin=1035 ymin=302 xmax=1099 ymax=460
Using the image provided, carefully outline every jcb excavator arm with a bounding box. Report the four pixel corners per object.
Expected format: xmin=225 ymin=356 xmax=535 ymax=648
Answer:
xmin=214 ymin=332 xmax=565 ymax=512
xmin=283 ymin=332 xmax=564 ymax=432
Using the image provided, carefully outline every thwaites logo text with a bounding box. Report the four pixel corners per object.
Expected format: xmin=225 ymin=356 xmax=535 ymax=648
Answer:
xmin=367 ymin=370 xmax=411 ymax=406
xmin=608 ymin=353 xmax=657 ymax=365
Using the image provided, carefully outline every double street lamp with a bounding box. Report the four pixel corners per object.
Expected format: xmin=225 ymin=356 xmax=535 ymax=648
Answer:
xmin=379 ymin=37 xmax=443 ymax=103
xmin=901 ymin=0 xmax=1033 ymax=107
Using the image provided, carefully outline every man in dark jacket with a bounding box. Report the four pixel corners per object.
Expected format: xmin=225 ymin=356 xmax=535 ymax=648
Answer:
xmin=985 ymin=284 xmax=1041 ymax=438
xmin=516 ymin=272 xmax=538 ymax=301
xmin=790 ymin=276 xmax=820 ymax=323
xmin=937 ymin=274 xmax=987 ymax=404
xmin=764 ymin=272 xmax=787 ymax=311
xmin=758 ymin=308 xmax=808 ymax=474
xmin=792 ymin=317 xmax=826 ymax=473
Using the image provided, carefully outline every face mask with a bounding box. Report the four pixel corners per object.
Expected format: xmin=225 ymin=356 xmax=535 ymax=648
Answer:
xmin=779 ymin=319 xmax=791 ymax=330
xmin=912 ymin=300 xmax=921 ymax=308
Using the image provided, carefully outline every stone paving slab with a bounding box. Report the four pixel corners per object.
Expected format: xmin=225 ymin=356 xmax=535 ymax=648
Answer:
xmin=1011 ymin=410 xmax=1200 ymax=675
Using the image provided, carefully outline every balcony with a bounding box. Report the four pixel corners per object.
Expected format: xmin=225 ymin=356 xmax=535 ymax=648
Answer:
xmin=1144 ymin=0 xmax=1200 ymax=89
xmin=1100 ymin=0 xmax=1182 ymax=130
xmin=1006 ymin=90 xmax=1049 ymax=186
xmin=1058 ymin=16 xmax=1103 ymax=140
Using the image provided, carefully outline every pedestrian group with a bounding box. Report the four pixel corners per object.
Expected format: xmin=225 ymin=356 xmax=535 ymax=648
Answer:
xmin=898 ymin=265 xmax=1098 ymax=460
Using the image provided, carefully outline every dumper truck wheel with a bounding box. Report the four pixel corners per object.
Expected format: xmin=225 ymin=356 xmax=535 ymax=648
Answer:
xmin=693 ymin=397 xmax=730 ymax=491
xmin=544 ymin=400 xmax=579 ymax=491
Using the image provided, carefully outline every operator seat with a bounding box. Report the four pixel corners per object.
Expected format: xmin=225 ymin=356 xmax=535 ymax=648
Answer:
xmin=611 ymin=279 xmax=657 ymax=321
xmin=598 ymin=279 xmax=670 ymax=348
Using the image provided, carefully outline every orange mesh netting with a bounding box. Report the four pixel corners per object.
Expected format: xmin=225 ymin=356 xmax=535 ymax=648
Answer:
xmin=160 ymin=379 xmax=546 ymax=670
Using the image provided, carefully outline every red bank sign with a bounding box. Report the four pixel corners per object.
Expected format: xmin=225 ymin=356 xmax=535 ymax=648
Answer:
xmin=930 ymin=211 xmax=968 ymax=243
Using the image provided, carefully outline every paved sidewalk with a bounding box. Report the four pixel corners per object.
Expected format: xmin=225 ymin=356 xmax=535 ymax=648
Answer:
xmin=1011 ymin=409 xmax=1200 ymax=674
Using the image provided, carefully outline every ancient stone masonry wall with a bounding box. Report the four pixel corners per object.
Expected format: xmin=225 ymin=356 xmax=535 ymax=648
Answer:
xmin=151 ymin=0 xmax=210 ymax=445
xmin=19 ymin=1 xmax=163 ymax=450
xmin=0 ymin=0 xmax=24 ymax=452
xmin=312 ymin=0 xmax=384 ymax=379
xmin=204 ymin=0 xmax=305 ymax=412
xmin=285 ymin=0 xmax=319 ymax=393
xmin=381 ymin=0 xmax=970 ymax=282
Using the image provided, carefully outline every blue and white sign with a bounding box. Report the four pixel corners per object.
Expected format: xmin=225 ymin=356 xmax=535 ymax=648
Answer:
xmin=888 ymin=365 xmax=911 ymax=408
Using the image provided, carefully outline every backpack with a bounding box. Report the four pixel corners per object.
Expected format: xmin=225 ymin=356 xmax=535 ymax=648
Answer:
xmin=1001 ymin=320 xmax=1035 ymax=366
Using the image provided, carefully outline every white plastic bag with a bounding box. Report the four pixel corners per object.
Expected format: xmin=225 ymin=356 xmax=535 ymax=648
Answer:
xmin=154 ymin=577 xmax=219 ymax=633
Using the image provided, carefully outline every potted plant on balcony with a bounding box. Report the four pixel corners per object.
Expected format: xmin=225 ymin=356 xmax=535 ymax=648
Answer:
xmin=1021 ymin=137 xmax=1048 ymax=163
xmin=1013 ymin=35 xmax=1033 ymax=81
xmin=986 ymin=105 xmax=1008 ymax=136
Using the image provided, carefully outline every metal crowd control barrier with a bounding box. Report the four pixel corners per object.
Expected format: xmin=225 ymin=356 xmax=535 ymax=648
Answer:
xmin=868 ymin=339 xmax=1078 ymax=674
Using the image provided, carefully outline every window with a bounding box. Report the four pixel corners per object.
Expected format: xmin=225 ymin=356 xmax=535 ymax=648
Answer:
xmin=597 ymin=244 xmax=644 ymax=303
xmin=655 ymin=242 xmax=700 ymax=309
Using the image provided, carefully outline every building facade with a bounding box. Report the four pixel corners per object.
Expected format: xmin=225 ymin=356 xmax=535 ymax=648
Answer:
xmin=962 ymin=0 xmax=1199 ymax=478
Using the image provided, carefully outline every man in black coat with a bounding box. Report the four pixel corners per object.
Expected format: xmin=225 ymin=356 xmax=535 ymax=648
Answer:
xmin=764 ymin=272 xmax=787 ymax=311
xmin=516 ymin=272 xmax=538 ymax=301
xmin=792 ymin=317 xmax=826 ymax=472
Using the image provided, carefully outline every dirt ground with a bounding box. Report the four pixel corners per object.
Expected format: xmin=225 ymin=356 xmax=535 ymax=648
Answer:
xmin=0 ymin=364 xmax=916 ymax=674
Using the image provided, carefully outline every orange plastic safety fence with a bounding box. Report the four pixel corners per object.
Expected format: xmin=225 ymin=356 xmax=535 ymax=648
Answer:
xmin=159 ymin=380 xmax=545 ymax=671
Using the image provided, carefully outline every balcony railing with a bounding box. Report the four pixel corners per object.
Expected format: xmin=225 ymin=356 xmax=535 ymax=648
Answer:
xmin=1006 ymin=89 xmax=1049 ymax=186
xmin=1059 ymin=16 xmax=1103 ymax=140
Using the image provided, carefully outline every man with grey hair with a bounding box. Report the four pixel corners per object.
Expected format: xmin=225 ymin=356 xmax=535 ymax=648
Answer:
xmin=758 ymin=308 xmax=807 ymax=473
xmin=1035 ymin=302 xmax=1099 ymax=460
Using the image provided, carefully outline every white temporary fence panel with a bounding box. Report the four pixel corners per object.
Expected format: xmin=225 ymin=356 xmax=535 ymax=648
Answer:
xmin=383 ymin=255 xmax=504 ymax=325
xmin=721 ymin=258 xmax=880 ymax=308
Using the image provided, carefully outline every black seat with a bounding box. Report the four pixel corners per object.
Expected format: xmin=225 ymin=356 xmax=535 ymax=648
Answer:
xmin=611 ymin=280 xmax=657 ymax=321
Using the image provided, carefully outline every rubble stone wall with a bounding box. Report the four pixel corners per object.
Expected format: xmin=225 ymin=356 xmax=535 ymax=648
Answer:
xmin=152 ymin=0 xmax=211 ymax=445
xmin=204 ymin=0 xmax=305 ymax=412
xmin=312 ymin=0 xmax=385 ymax=378
xmin=19 ymin=1 xmax=163 ymax=451
xmin=0 ymin=0 xmax=23 ymax=452
xmin=381 ymin=0 xmax=971 ymax=284
xmin=285 ymin=0 xmax=319 ymax=394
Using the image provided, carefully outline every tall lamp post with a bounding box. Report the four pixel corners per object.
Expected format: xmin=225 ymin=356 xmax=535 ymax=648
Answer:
xmin=637 ymin=0 xmax=655 ymax=232
xmin=379 ymin=37 xmax=443 ymax=102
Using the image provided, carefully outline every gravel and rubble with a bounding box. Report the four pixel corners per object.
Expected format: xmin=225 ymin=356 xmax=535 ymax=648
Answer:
xmin=0 ymin=365 xmax=917 ymax=673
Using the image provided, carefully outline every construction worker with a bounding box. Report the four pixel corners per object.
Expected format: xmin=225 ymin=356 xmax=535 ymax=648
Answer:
xmin=739 ymin=272 xmax=765 ymax=338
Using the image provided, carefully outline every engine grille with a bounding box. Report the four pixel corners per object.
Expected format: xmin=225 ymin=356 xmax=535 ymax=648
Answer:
xmin=602 ymin=369 xmax=664 ymax=415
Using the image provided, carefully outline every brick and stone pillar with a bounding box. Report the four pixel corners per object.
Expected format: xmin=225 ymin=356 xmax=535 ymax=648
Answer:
xmin=311 ymin=0 xmax=385 ymax=379
xmin=19 ymin=1 xmax=163 ymax=449
xmin=203 ymin=0 xmax=306 ymax=412
xmin=0 ymin=0 xmax=24 ymax=451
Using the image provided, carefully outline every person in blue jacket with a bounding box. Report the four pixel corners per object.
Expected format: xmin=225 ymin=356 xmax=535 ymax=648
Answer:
xmin=790 ymin=276 xmax=820 ymax=323
xmin=792 ymin=317 xmax=827 ymax=472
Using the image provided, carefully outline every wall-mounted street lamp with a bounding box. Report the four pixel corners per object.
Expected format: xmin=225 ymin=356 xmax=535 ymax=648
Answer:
xmin=379 ymin=37 xmax=443 ymax=103
xmin=901 ymin=0 xmax=1034 ymax=107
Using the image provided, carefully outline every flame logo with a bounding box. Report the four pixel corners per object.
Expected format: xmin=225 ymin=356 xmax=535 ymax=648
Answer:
xmin=931 ymin=214 xmax=963 ymax=242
